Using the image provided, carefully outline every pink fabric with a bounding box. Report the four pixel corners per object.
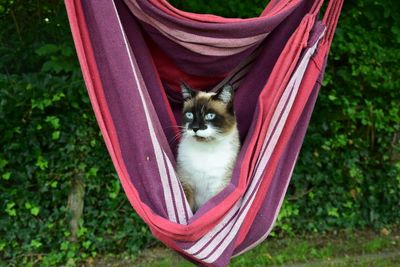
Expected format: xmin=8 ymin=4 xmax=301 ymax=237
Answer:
xmin=65 ymin=0 xmax=343 ymax=265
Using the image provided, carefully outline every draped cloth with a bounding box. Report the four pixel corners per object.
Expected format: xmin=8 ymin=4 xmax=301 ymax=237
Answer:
xmin=65 ymin=0 xmax=343 ymax=265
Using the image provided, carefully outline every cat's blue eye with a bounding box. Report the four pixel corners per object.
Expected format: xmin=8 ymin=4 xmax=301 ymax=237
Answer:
xmin=185 ymin=112 xmax=194 ymax=120
xmin=205 ymin=113 xmax=216 ymax=120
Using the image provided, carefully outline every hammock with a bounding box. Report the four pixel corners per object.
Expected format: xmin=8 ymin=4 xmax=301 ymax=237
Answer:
xmin=65 ymin=0 xmax=343 ymax=265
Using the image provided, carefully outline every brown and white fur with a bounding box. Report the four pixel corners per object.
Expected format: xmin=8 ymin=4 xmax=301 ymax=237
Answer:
xmin=176 ymin=83 xmax=240 ymax=212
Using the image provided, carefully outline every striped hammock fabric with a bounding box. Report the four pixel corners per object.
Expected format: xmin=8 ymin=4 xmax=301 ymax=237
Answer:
xmin=65 ymin=0 xmax=343 ymax=265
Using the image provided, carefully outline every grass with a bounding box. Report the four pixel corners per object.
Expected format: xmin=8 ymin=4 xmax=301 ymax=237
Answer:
xmin=91 ymin=228 xmax=400 ymax=266
xmin=229 ymin=228 xmax=400 ymax=267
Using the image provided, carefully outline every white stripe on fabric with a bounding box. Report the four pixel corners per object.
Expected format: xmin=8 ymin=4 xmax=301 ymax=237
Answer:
xmin=256 ymin=29 xmax=326 ymax=172
xmin=184 ymin=201 xmax=241 ymax=255
xmin=111 ymin=0 xmax=184 ymax=223
xmin=124 ymin=0 xmax=269 ymax=56
xmin=233 ymin=30 xmax=326 ymax=258
xmin=164 ymin=151 xmax=193 ymax=223
xmin=184 ymin=29 xmax=325 ymax=263
xmin=194 ymin=185 xmax=259 ymax=262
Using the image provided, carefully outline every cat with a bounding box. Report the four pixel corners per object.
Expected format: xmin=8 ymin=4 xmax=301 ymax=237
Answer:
xmin=176 ymin=82 xmax=240 ymax=212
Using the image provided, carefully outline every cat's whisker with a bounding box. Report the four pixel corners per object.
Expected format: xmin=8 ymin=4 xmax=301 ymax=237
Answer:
xmin=170 ymin=135 xmax=180 ymax=143
xmin=169 ymin=131 xmax=184 ymax=143
xmin=164 ymin=125 xmax=185 ymax=130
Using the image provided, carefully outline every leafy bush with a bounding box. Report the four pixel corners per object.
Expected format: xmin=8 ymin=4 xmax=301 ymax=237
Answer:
xmin=0 ymin=62 xmax=152 ymax=266
xmin=0 ymin=2 xmax=152 ymax=265
xmin=0 ymin=0 xmax=399 ymax=265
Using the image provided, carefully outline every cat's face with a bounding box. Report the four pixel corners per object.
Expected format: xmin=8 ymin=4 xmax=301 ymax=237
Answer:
xmin=181 ymin=83 xmax=236 ymax=141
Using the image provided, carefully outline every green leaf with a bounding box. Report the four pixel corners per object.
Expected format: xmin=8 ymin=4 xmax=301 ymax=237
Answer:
xmin=52 ymin=92 xmax=65 ymax=101
xmin=30 ymin=239 xmax=42 ymax=249
xmin=30 ymin=206 xmax=40 ymax=216
xmin=82 ymin=241 xmax=91 ymax=249
xmin=86 ymin=167 xmax=99 ymax=178
xmin=5 ymin=202 xmax=16 ymax=217
xmin=35 ymin=44 xmax=59 ymax=56
xmin=25 ymin=202 xmax=32 ymax=209
xmin=60 ymin=241 xmax=70 ymax=251
xmin=35 ymin=156 xmax=48 ymax=170
xmin=2 ymin=172 xmax=11 ymax=180
xmin=328 ymin=95 xmax=337 ymax=101
xmin=0 ymin=158 xmax=8 ymax=169
xmin=328 ymin=208 xmax=340 ymax=218
xmin=52 ymin=131 xmax=60 ymax=140
xmin=45 ymin=116 xmax=60 ymax=129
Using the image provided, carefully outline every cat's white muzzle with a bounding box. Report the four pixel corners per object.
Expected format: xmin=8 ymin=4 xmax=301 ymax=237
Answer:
xmin=187 ymin=127 xmax=217 ymax=139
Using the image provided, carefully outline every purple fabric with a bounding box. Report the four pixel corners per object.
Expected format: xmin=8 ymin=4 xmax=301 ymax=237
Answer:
xmin=82 ymin=0 xmax=172 ymax=216
xmin=234 ymin=0 xmax=313 ymax=141
xmin=234 ymin=72 xmax=325 ymax=255
xmin=130 ymin=0 xmax=305 ymax=76
xmin=136 ymin=0 xmax=302 ymax=38
xmin=139 ymin=23 xmax=258 ymax=76
xmin=232 ymin=28 xmax=328 ymax=253
xmin=115 ymin=0 xmax=180 ymax=158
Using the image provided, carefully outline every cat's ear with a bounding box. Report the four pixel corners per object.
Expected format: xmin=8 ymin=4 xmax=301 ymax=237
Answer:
xmin=180 ymin=81 xmax=197 ymax=100
xmin=213 ymin=84 xmax=234 ymax=104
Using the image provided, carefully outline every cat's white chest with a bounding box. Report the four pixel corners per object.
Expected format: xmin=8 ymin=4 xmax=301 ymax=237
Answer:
xmin=177 ymin=131 xmax=239 ymax=209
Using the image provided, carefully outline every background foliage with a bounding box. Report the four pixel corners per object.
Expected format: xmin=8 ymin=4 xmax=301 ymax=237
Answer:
xmin=0 ymin=0 xmax=399 ymax=265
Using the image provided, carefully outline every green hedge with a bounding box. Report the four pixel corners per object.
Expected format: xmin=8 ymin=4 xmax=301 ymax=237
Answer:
xmin=0 ymin=0 xmax=399 ymax=265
